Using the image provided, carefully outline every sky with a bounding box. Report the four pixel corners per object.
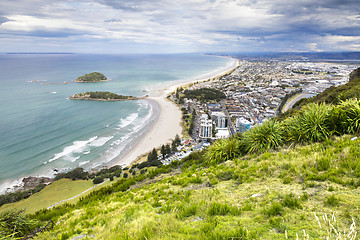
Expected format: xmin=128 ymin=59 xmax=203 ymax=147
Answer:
xmin=0 ymin=0 xmax=359 ymax=53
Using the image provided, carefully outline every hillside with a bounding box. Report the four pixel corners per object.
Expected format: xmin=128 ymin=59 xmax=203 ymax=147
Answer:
xmin=24 ymin=135 xmax=360 ymax=239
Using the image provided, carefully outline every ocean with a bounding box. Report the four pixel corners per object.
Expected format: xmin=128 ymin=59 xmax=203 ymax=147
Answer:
xmin=0 ymin=53 xmax=234 ymax=193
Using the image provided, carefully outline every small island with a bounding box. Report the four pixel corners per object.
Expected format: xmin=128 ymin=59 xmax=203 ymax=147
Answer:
xmin=75 ymin=72 xmax=108 ymax=82
xmin=69 ymin=91 xmax=140 ymax=101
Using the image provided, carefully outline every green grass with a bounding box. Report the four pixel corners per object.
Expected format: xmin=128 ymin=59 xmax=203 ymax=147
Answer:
xmin=0 ymin=178 xmax=111 ymax=214
xmin=27 ymin=135 xmax=360 ymax=240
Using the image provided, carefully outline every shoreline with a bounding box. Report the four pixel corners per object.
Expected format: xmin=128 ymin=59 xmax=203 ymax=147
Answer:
xmin=112 ymin=57 xmax=239 ymax=167
xmin=0 ymin=56 xmax=239 ymax=195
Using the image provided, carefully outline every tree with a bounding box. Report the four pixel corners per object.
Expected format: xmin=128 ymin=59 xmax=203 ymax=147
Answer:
xmin=165 ymin=144 xmax=171 ymax=155
xmin=148 ymin=148 xmax=158 ymax=162
xmin=161 ymin=145 xmax=167 ymax=159
xmin=93 ymin=176 xmax=104 ymax=184
xmin=172 ymin=141 xmax=177 ymax=152
xmin=174 ymin=134 xmax=181 ymax=146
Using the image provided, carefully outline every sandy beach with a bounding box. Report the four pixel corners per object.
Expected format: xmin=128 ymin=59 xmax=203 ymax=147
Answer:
xmin=115 ymin=57 xmax=239 ymax=167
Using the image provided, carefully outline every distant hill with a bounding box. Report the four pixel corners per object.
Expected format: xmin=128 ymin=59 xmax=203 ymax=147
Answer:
xmin=218 ymin=52 xmax=360 ymax=62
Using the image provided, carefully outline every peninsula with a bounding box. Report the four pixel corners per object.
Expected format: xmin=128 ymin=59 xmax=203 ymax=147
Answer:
xmin=69 ymin=91 xmax=139 ymax=101
xmin=74 ymin=72 xmax=108 ymax=82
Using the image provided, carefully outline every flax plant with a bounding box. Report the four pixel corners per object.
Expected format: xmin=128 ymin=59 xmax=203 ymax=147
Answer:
xmin=338 ymin=98 xmax=360 ymax=135
xmin=205 ymin=138 xmax=241 ymax=164
xmin=243 ymin=119 xmax=284 ymax=153
xmin=284 ymin=103 xmax=333 ymax=143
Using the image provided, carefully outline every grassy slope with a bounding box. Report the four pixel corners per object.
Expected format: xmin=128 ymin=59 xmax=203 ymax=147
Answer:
xmin=34 ymin=135 xmax=360 ymax=239
xmin=0 ymin=179 xmax=112 ymax=214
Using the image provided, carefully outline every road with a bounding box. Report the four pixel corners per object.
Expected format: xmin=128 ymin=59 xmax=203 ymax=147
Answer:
xmin=282 ymin=93 xmax=314 ymax=113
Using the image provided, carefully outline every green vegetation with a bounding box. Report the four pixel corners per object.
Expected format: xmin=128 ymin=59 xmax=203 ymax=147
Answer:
xmin=0 ymin=210 xmax=50 ymax=239
xmin=0 ymin=184 xmax=47 ymax=208
xmin=19 ymin=134 xmax=359 ymax=240
xmin=0 ymin=179 xmax=96 ymax=214
xmin=182 ymin=88 xmax=226 ymax=102
xmin=70 ymin=91 xmax=136 ymax=100
xmin=75 ymin=72 xmax=107 ymax=82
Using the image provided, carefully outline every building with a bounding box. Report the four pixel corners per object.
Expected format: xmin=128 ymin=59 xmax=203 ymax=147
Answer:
xmin=199 ymin=114 xmax=213 ymax=139
xmin=215 ymin=128 xmax=230 ymax=139
xmin=236 ymin=117 xmax=252 ymax=133
xmin=211 ymin=111 xmax=228 ymax=129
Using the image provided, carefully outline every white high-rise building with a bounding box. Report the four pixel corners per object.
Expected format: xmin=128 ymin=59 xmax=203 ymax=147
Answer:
xmin=199 ymin=114 xmax=213 ymax=139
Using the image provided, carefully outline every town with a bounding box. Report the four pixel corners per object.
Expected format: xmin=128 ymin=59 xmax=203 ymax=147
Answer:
xmin=159 ymin=59 xmax=359 ymax=165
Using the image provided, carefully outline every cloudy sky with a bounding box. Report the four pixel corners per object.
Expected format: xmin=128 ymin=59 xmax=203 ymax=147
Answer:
xmin=0 ymin=0 xmax=359 ymax=53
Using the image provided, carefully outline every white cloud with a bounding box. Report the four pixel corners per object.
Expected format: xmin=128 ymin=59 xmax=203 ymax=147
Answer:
xmin=0 ymin=0 xmax=359 ymax=53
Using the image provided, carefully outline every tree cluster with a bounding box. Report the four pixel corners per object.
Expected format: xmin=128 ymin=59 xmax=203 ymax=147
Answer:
xmin=182 ymin=88 xmax=226 ymax=102
xmin=86 ymin=91 xmax=133 ymax=100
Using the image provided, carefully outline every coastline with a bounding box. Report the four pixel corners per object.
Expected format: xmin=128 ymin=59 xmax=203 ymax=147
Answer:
xmin=0 ymin=56 xmax=239 ymax=195
xmin=113 ymin=57 xmax=239 ymax=167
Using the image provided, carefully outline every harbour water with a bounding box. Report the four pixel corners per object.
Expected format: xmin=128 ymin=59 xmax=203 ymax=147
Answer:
xmin=0 ymin=53 xmax=234 ymax=193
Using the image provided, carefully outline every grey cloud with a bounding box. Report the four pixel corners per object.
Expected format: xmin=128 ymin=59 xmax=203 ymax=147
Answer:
xmin=104 ymin=18 xmax=122 ymax=23
xmin=1 ymin=28 xmax=91 ymax=38
xmin=0 ymin=16 xmax=11 ymax=25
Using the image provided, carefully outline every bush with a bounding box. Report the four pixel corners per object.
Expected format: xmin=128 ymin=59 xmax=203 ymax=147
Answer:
xmin=264 ymin=201 xmax=283 ymax=217
xmin=325 ymin=194 xmax=340 ymax=206
xmin=336 ymin=99 xmax=360 ymax=135
xmin=0 ymin=211 xmax=45 ymax=239
xmin=55 ymin=167 xmax=89 ymax=180
xmin=205 ymin=138 xmax=241 ymax=165
xmin=244 ymin=119 xmax=284 ymax=153
xmin=284 ymin=103 xmax=332 ymax=143
xmin=208 ymin=202 xmax=240 ymax=216
xmin=93 ymin=176 xmax=104 ymax=184
xmin=283 ymin=193 xmax=302 ymax=209
xmin=317 ymin=157 xmax=331 ymax=171
xmin=123 ymin=173 xmax=128 ymax=178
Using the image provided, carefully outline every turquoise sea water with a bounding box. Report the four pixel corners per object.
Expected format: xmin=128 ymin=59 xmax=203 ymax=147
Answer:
xmin=0 ymin=53 xmax=233 ymax=192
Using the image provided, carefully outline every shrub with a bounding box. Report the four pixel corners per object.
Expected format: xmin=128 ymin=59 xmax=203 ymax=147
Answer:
xmin=205 ymin=138 xmax=241 ymax=164
xmin=300 ymin=192 xmax=309 ymax=201
xmin=284 ymin=103 xmax=332 ymax=143
xmin=0 ymin=211 xmax=45 ymax=239
xmin=283 ymin=193 xmax=302 ymax=209
xmin=325 ymin=194 xmax=340 ymax=206
xmin=176 ymin=204 xmax=197 ymax=220
xmin=93 ymin=176 xmax=104 ymax=184
xmin=55 ymin=167 xmax=89 ymax=180
xmin=317 ymin=157 xmax=331 ymax=171
xmin=244 ymin=120 xmax=284 ymax=153
xmin=123 ymin=173 xmax=128 ymax=178
xmin=337 ymin=99 xmax=360 ymax=135
xmin=264 ymin=201 xmax=283 ymax=217
xmin=208 ymin=202 xmax=240 ymax=216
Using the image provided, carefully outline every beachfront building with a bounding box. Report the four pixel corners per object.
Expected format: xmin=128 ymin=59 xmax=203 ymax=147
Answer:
xmin=215 ymin=128 xmax=230 ymax=139
xmin=199 ymin=114 xmax=213 ymax=139
xmin=236 ymin=117 xmax=252 ymax=133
